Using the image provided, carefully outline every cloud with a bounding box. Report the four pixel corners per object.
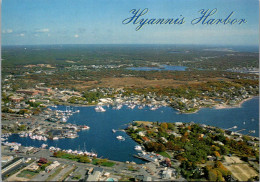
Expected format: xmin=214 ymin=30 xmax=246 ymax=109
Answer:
xmin=35 ymin=28 xmax=49 ymax=33
xmin=74 ymin=34 xmax=79 ymax=38
xmin=2 ymin=29 xmax=13 ymax=34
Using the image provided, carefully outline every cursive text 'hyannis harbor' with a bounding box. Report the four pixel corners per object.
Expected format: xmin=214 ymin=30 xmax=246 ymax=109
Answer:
xmin=123 ymin=8 xmax=247 ymax=31
xmin=122 ymin=8 xmax=185 ymax=31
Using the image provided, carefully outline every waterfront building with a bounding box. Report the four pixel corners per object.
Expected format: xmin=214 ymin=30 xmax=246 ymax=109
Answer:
xmin=1 ymin=157 xmax=24 ymax=174
xmin=86 ymin=167 xmax=104 ymax=181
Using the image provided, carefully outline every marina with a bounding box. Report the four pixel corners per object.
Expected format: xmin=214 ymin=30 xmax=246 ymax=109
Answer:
xmin=4 ymin=97 xmax=259 ymax=164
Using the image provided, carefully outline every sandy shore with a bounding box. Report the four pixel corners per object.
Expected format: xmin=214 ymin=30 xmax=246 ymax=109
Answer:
xmin=214 ymin=96 xmax=256 ymax=110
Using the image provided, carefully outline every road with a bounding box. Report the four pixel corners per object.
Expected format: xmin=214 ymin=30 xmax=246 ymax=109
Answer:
xmin=3 ymin=148 xmax=165 ymax=181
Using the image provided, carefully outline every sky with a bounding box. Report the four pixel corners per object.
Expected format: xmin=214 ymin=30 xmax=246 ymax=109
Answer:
xmin=1 ymin=0 xmax=259 ymax=46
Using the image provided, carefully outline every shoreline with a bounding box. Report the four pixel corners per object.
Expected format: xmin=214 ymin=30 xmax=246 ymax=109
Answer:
xmin=51 ymin=95 xmax=258 ymax=114
xmin=214 ymin=96 xmax=257 ymax=110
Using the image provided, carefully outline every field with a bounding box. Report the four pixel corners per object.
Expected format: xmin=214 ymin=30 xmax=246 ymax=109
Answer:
xmin=225 ymin=164 xmax=258 ymax=181
xmin=17 ymin=170 xmax=38 ymax=179
xmin=66 ymin=77 xmax=231 ymax=90
xmin=224 ymin=156 xmax=258 ymax=181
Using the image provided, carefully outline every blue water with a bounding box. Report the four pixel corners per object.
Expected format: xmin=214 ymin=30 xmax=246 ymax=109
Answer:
xmin=127 ymin=65 xmax=187 ymax=71
xmin=7 ymin=97 xmax=259 ymax=163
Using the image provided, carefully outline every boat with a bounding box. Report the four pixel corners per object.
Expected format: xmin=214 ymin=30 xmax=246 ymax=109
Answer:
xmin=116 ymin=136 xmax=125 ymax=141
xmin=134 ymin=145 xmax=142 ymax=151
xmin=138 ymin=105 xmax=144 ymax=109
xmin=53 ymin=137 xmax=59 ymax=140
xmin=82 ymin=125 xmax=90 ymax=130
xmin=116 ymin=104 xmax=123 ymax=110
xmin=67 ymin=133 xmax=78 ymax=138
xmin=112 ymin=129 xmax=116 ymax=133
xmin=128 ymin=104 xmax=136 ymax=109
xmin=41 ymin=144 xmax=48 ymax=149
xmin=249 ymin=130 xmax=256 ymax=133
xmin=62 ymin=116 xmax=67 ymax=122
xmin=95 ymin=106 xmax=106 ymax=112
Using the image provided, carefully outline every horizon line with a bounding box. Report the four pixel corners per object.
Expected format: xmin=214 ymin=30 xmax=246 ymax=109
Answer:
xmin=2 ymin=43 xmax=259 ymax=47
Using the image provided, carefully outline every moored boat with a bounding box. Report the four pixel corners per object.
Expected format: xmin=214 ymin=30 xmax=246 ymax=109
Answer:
xmin=116 ymin=135 xmax=125 ymax=141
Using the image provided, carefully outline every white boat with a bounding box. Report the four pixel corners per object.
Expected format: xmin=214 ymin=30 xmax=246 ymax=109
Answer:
xmin=67 ymin=133 xmax=78 ymax=138
xmin=30 ymin=136 xmax=36 ymax=140
xmin=82 ymin=125 xmax=90 ymax=130
xmin=95 ymin=106 xmax=106 ymax=112
xmin=116 ymin=104 xmax=123 ymax=110
xmin=112 ymin=129 xmax=116 ymax=133
xmin=116 ymin=136 xmax=125 ymax=141
xmin=138 ymin=106 xmax=144 ymax=109
xmin=134 ymin=145 xmax=142 ymax=151
xmin=53 ymin=137 xmax=59 ymax=140
xmin=128 ymin=105 xmax=136 ymax=109
xmin=41 ymin=144 xmax=48 ymax=149
xmin=150 ymin=106 xmax=159 ymax=110
xmin=62 ymin=116 xmax=67 ymax=122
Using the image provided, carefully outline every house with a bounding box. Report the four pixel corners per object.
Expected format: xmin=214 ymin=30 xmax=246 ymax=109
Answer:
xmin=138 ymin=131 xmax=145 ymax=137
xmin=38 ymin=157 xmax=48 ymax=164
xmin=16 ymin=89 xmax=39 ymax=96
xmin=247 ymin=141 xmax=256 ymax=147
xmin=207 ymin=156 xmax=216 ymax=161
xmin=86 ymin=167 xmax=104 ymax=181
xmin=27 ymin=164 xmax=39 ymax=171
xmin=135 ymin=175 xmax=152 ymax=181
xmin=165 ymin=158 xmax=171 ymax=167
xmin=161 ymin=168 xmax=173 ymax=179
xmin=214 ymin=141 xmax=224 ymax=146
xmin=45 ymin=161 xmax=60 ymax=172
xmin=9 ymin=96 xmax=24 ymax=103
xmin=1 ymin=155 xmax=14 ymax=164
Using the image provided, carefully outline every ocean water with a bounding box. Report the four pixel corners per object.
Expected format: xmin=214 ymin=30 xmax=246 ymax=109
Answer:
xmin=7 ymin=97 xmax=259 ymax=163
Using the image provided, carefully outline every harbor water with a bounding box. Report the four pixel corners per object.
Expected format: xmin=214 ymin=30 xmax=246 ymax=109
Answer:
xmin=7 ymin=97 xmax=259 ymax=163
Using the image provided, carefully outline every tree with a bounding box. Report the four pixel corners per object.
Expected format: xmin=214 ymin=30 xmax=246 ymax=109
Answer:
xmin=161 ymin=122 xmax=168 ymax=130
xmin=165 ymin=141 xmax=174 ymax=150
xmin=213 ymin=151 xmax=220 ymax=158
xmin=79 ymin=156 xmax=91 ymax=163
xmin=167 ymin=123 xmax=175 ymax=130
xmin=158 ymin=143 xmax=166 ymax=152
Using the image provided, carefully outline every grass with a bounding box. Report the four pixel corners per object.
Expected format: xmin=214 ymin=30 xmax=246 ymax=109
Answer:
xmin=158 ymin=151 xmax=171 ymax=158
xmin=72 ymin=172 xmax=82 ymax=180
xmin=17 ymin=170 xmax=39 ymax=179
xmin=101 ymin=161 xmax=115 ymax=167
xmin=127 ymin=165 xmax=138 ymax=171
xmin=92 ymin=159 xmax=115 ymax=167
